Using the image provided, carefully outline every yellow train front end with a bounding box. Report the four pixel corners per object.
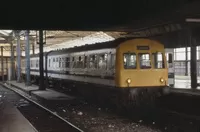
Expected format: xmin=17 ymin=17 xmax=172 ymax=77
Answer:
xmin=115 ymin=39 xmax=169 ymax=101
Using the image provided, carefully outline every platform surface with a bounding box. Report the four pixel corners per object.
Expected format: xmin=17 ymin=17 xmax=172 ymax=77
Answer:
xmin=31 ymin=89 xmax=75 ymax=100
xmin=174 ymin=75 xmax=200 ymax=89
xmin=7 ymin=81 xmax=38 ymax=93
xmin=169 ymin=75 xmax=200 ymax=96
xmin=0 ymin=86 xmax=37 ymax=132
xmin=6 ymin=81 xmax=75 ymax=101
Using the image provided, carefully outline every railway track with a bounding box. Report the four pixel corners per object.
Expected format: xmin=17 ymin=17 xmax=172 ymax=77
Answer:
xmin=0 ymin=82 xmax=84 ymax=132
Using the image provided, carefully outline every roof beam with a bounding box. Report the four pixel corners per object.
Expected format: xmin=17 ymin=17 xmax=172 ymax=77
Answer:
xmin=0 ymin=32 xmax=8 ymax=39
xmin=0 ymin=40 xmax=10 ymax=43
xmin=124 ymin=23 xmax=183 ymax=38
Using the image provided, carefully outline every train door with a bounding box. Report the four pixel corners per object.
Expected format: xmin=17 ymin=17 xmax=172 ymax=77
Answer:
xmin=165 ymin=48 xmax=175 ymax=87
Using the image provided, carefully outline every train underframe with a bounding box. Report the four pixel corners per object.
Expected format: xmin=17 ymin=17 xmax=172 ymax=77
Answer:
xmin=22 ymin=74 xmax=170 ymax=110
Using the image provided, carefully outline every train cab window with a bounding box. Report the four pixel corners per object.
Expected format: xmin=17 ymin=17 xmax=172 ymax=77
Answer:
xmin=139 ymin=53 xmax=151 ymax=69
xmin=124 ymin=53 xmax=137 ymax=69
xmin=98 ymin=53 xmax=108 ymax=69
xmin=153 ymin=52 xmax=165 ymax=69
xmin=53 ymin=58 xmax=55 ymax=62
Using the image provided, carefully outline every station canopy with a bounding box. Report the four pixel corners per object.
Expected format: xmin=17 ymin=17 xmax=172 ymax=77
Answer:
xmin=0 ymin=30 xmax=126 ymax=56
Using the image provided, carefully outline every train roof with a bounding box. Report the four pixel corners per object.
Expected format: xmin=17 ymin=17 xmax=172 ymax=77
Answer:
xmin=30 ymin=37 xmax=163 ymax=57
xmin=30 ymin=37 xmax=133 ymax=57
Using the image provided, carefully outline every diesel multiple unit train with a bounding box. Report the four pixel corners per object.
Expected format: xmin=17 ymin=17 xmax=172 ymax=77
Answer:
xmin=21 ymin=38 xmax=170 ymax=107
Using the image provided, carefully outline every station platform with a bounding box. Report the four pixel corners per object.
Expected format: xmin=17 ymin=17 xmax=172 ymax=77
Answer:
xmin=5 ymin=81 xmax=75 ymax=102
xmin=170 ymin=75 xmax=200 ymax=96
xmin=174 ymin=75 xmax=200 ymax=89
xmin=0 ymin=86 xmax=37 ymax=132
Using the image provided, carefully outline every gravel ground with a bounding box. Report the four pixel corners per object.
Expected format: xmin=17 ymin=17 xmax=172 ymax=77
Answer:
xmin=45 ymin=99 xmax=162 ymax=132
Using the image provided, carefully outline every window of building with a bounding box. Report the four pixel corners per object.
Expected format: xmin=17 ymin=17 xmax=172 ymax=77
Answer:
xmin=153 ymin=52 xmax=165 ymax=69
xmin=49 ymin=59 xmax=51 ymax=67
xmin=36 ymin=59 xmax=39 ymax=67
xmin=139 ymin=53 xmax=151 ymax=69
xmin=123 ymin=53 xmax=137 ymax=69
xmin=30 ymin=60 xmax=32 ymax=67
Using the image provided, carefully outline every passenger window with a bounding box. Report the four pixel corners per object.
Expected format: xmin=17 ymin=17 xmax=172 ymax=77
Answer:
xmin=62 ymin=57 xmax=65 ymax=61
xmin=153 ymin=52 xmax=165 ymax=69
xmin=98 ymin=53 xmax=108 ymax=69
xmin=76 ymin=56 xmax=83 ymax=68
xmin=59 ymin=58 xmax=62 ymax=67
xmin=62 ymin=57 xmax=65 ymax=68
xmin=124 ymin=53 xmax=137 ymax=69
xmin=84 ymin=56 xmax=87 ymax=68
xmin=89 ymin=55 xmax=97 ymax=69
xmin=110 ymin=54 xmax=115 ymax=69
xmin=139 ymin=53 xmax=151 ymax=69
xmin=65 ymin=57 xmax=70 ymax=68
xmin=72 ymin=57 xmax=76 ymax=68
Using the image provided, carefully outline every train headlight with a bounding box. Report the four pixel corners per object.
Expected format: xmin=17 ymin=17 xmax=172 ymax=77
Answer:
xmin=127 ymin=78 xmax=131 ymax=84
xmin=160 ymin=78 xmax=164 ymax=83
